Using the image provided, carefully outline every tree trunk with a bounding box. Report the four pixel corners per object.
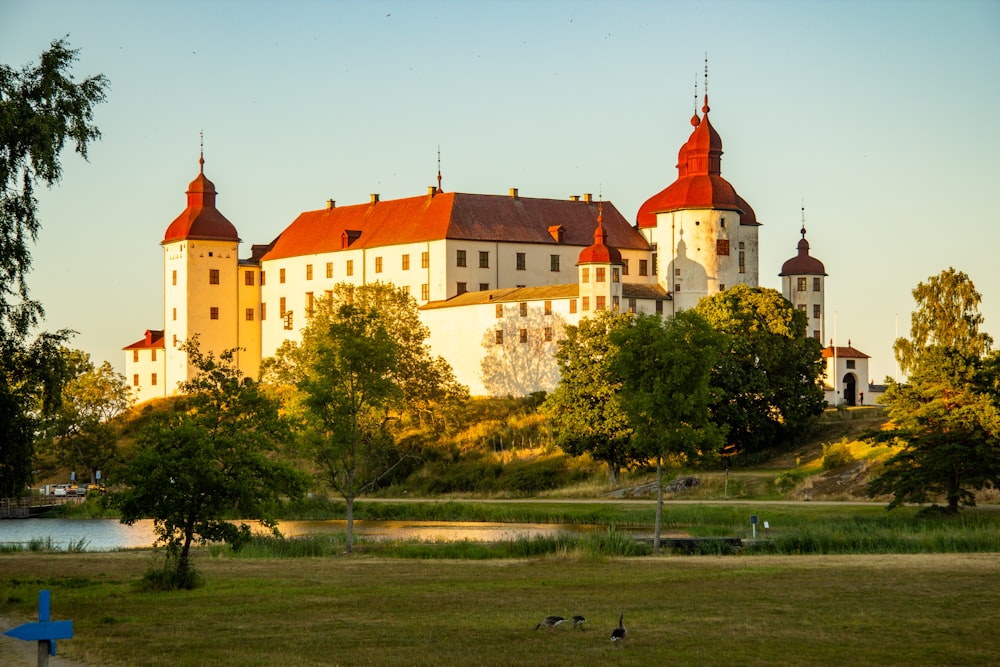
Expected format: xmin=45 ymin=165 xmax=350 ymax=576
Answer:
xmin=653 ymin=456 xmax=663 ymax=553
xmin=345 ymin=494 xmax=355 ymax=554
xmin=607 ymin=462 xmax=620 ymax=487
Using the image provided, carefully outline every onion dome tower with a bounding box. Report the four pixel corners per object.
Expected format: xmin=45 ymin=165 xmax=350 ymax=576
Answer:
xmin=635 ymin=84 xmax=760 ymax=313
xmin=161 ymin=150 xmax=242 ymax=392
xmin=779 ymin=225 xmax=827 ymax=342
xmin=577 ymin=204 xmax=623 ymax=314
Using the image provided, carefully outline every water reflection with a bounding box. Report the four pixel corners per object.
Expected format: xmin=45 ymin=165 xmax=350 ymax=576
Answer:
xmin=0 ymin=519 xmax=605 ymax=552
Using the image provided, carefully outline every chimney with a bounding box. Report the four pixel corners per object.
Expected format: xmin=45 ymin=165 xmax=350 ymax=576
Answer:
xmin=370 ymin=193 xmax=380 ymax=204
xmin=326 ymin=199 xmax=336 ymax=210
xmin=570 ymin=195 xmax=580 ymax=202
xmin=583 ymin=193 xmax=593 ymax=203
xmin=428 ymin=186 xmax=437 ymax=197
xmin=509 ymin=187 xmax=519 ymax=199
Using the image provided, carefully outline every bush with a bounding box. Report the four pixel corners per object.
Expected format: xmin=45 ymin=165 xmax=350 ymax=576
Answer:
xmin=822 ymin=438 xmax=857 ymax=470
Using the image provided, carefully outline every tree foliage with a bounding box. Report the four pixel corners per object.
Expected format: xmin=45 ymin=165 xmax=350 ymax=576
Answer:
xmin=542 ymin=310 xmax=638 ymax=485
xmin=113 ymin=340 xmax=306 ymax=585
xmin=695 ymin=284 xmax=826 ymax=458
xmin=480 ymin=305 xmax=564 ymax=397
xmin=869 ymin=269 xmax=999 ymax=513
xmin=264 ymin=283 xmax=466 ymax=553
xmin=610 ymin=311 xmax=726 ymax=550
xmin=0 ymin=38 xmax=107 ymax=496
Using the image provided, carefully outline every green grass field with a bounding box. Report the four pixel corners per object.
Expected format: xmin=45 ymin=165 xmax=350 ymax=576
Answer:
xmin=1 ymin=551 xmax=997 ymax=666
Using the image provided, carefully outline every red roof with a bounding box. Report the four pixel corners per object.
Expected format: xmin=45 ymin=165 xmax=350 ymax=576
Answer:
xmin=822 ymin=344 xmax=869 ymax=359
xmin=162 ymin=158 xmax=240 ymax=244
xmin=123 ymin=329 xmax=165 ymax=350
xmin=263 ymin=191 xmax=648 ymax=261
xmin=577 ymin=208 xmax=622 ymax=265
xmin=779 ymin=227 xmax=827 ymax=276
xmin=637 ymin=97 xmax=758 ymax=228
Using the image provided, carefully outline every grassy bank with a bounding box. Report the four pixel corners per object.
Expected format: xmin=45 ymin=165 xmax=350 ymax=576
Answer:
xmin=1 ymin=552 xmax=996 ymax=666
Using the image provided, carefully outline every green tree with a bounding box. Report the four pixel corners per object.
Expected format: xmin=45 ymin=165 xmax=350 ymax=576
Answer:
xmin=542 ymin=310 xmax=639 ymax=485
xmin=113 ymin=340 xmax=306 ymax=586
xmin=868 ymin=269 xmax=999 ymax=512
xmin=265 ymin=283 xmax=465 ymax=553
xmin=36 ymin=348 xmax=132 ymax=483
xmin=0 ymin=38 xmax=108 ymax=496
xmin=695 ymin=284 xmax=826 ymax=458
xmin=610 ymin=311 xmax=726 ymax=551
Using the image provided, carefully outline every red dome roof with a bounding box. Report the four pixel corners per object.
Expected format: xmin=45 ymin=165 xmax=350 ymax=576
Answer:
xmin=637 ymin=98 xmax=758 ymax=228
xmin=162 ymin=157 xmax=239 ymax=244
xmin=779 ymin=227 xmax=826 ymax=276
xmin=577 ymin=209 xmax=622 ymax=265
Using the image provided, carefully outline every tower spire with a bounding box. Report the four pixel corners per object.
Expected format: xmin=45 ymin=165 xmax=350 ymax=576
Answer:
xmin=199 ymin=130 xmax=205 ymax=174
xmin=691 ymin=71 xmax=700 ymax=126
xmin=437 ymin=145 xmax=442 ymax=193
xmin=702 ymin=52 xmax=710 ymax=114
xmin=801 ymin=199 xmax=807 ymax=237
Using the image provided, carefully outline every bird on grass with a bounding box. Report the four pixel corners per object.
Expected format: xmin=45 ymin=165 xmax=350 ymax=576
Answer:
xmin=572 ymin=615 xmax=586 ymax=630
xmin=534 ymin=615 xmax=566 ymax=630
xmin=610 ymin=612 xmax=627 ymax=645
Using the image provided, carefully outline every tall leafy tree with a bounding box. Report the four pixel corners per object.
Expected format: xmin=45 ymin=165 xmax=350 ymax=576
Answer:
xmin=868 ymin=269 xmax=999 ymax=512
xmin=610 ymin=311 xmax=726 ymax=551
xmin=542 ymin=310 xmax=639 ymax=485
xmin=113 ymin=340 xmax=306 ymax=586
xmin=265 ymin=283 xmax=466 ymax=553
xmin=695 ymin=284 xmax=826 ymax=458
xmin=0 ymin=38 xmax=108 ymax=496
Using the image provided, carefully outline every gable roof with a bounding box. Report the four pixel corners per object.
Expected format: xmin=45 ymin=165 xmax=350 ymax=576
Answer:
xmin=123 ymin=329 xmax=165 ymax=350
xmin=262 ymin=191 xmax=649 ymax=261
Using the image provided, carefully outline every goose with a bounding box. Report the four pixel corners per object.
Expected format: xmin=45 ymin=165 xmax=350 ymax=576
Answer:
xmin=610 ymin=612 xmax=627 ymax=644
xmin=534 ymin=615 xmax=566 ymax=630
xmin=572 ymin=615 xmax=586 ymax=630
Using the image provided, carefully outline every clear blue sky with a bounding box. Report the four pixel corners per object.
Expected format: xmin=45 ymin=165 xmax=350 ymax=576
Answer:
xmin=2 ymin=0 xmax=998 ymax=383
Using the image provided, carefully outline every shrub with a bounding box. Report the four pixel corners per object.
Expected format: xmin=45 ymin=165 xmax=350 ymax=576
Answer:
xmin=822 ymin=438 xmax=857 ymax=470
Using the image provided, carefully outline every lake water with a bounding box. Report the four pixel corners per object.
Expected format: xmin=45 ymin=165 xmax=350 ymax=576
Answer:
xmin=0 ymin=518 xmax=604 ymax=551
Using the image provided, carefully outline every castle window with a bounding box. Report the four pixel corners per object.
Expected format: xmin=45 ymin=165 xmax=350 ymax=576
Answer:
xmin=813 ymin=330 xmax=821 ymax=340
xmin=519 ymin=302 xmax=528 ymax=317
xmin=550 ymin=255 xmax=560 ymax=272
xmin=582 ymin=296 xmax=590 ymax=312
xmin=622 ymin=258 xmax=629 ymax=275
xmin=581 ymin=267 xmax=590 ymax=283
xmin=639 ymin=260 xmax=648 ymax=276
xmin=280 ymin=297 xmax=287 ymax=317
xmin=261 ymin=271 xmax=266 ymax=286
xmin=306 ymin=264 xmax=313 ymax=280
xmin=496 ymin=304 xmax=503 ymax=319
xmin=421 ymin=284 xmax=429 ymax=300
xmin=261 ymin=303 xmax=266 ymax=320
xmin=402 ymin=254 xmax=410 ymax=270
xmin=421 ymin=251 xmax=429 ymax=269
xmin=245 ymin=271 xmax=255 ymax=286
xmin=628 ymin=298 xmax=636 ymax=313
xmin=613 ymin=296 xmax=620 ymax=311
xmin=457 ymin=282 xmax=467 ymax=295
xmin=612 ymin=268 xmax=620 ymax=283
xmin=798 ymin=304 xmax=807 ymax=313
xmin=375 ymin=257 xmax=383 ymax=273
xmin=716 ymin=239 xmax=730 ymax=256
xmin=721 ymin=218 xmax=726 ymax=228
xmin=151 ymin=373 xmax=157 ymax=386
xmin=346 ymin=260 xmax=354 ymax=277
xmin=516 ymin=252 xmax=526 ymax=271
xmin=306 ymin=292 xmax=314 ymax=316
xmin=402 ymin=285 xmax=410 ymax=296
xmin=210 ymin=307 xmax=219 ymax=320
xmin=719 ymin=284 xmax=726 ymax=291
xmin=283 ymin=311 xmax=293 ymax=330
xmin=495 ymin=330 xmax=504 ymax=345
xmin=847 ymin=360 xmax=856 ymax=369
xmin=479 ymin=283 xmax=489 ymax=292
xmin=813 ymin=277 xmax=821 ymax=291
xmin=209 ymin=269 xmax=219 ymax=285
xmin=813 ymin=304 xmax=821 ymax=318
xmin=519 ymin=329 xmax=528 ymax=343
xmin=596 ymin=296 xmax=606 ymax=311
xmin=133 ymin=350 xmax=138 ymax=362
xmin=674 ymin=284 xmax=681 ymax=292
xmin=151 ymin=349 xmax=156 ymax=362
xmin=544 ymin=300 xmax=552 ymax=316
xmin=172 ymin=270 xmax=177 ymax=286
xmin=280 ymin=268 xmax=286 ymax=284
xmin=797 ymin=277 xmax=807 ymax=292
xmin=173 ymin=334 xmax=177 ymax=347
xmin=569 ymin=299 xmax=577 ymax=314
xmin=246 ymin=307 xmax=255 ymax=321
xmin=457 ymin=250 xmax=467 ymax=267
xmin=133 ymin=374 xmax=139 ymax=386
xmin=325 ymin=290 xmax=333 ymax=300
xmin=739 ymin=250 xmax=746 ymax=274
xmin=479 ymin=251 xmax=489 ymax=269
xmin=326 ymin=262 xmax=333 ymax=279
xmin=655 ymin=300 xmax=663 ymax=314
xmin=544 ymin=327 xmax=553 ymax=342
xmin=596 ymin=267 xmax=606 ymax=283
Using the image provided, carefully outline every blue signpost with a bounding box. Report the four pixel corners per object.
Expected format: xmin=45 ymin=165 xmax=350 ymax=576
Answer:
xmin=3 ymin=590 xmax=73 ymax=666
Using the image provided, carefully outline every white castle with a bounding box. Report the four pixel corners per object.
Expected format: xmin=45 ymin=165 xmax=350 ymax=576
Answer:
xmin=124 ymin=94 xmax=874 ymax=404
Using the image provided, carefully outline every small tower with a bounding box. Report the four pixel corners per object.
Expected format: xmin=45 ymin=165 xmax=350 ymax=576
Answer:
xmin=161 ymin=152 xmax=241 ymax=393
xmin=577 ymin=204 xmax=623 ymax=315
xmin=779 ymin=225 xmax=827 ymax=342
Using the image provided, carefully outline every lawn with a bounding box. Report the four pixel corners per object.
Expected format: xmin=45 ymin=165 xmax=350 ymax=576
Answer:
xmin=1 ymin=551 xmax=996 ymax=666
